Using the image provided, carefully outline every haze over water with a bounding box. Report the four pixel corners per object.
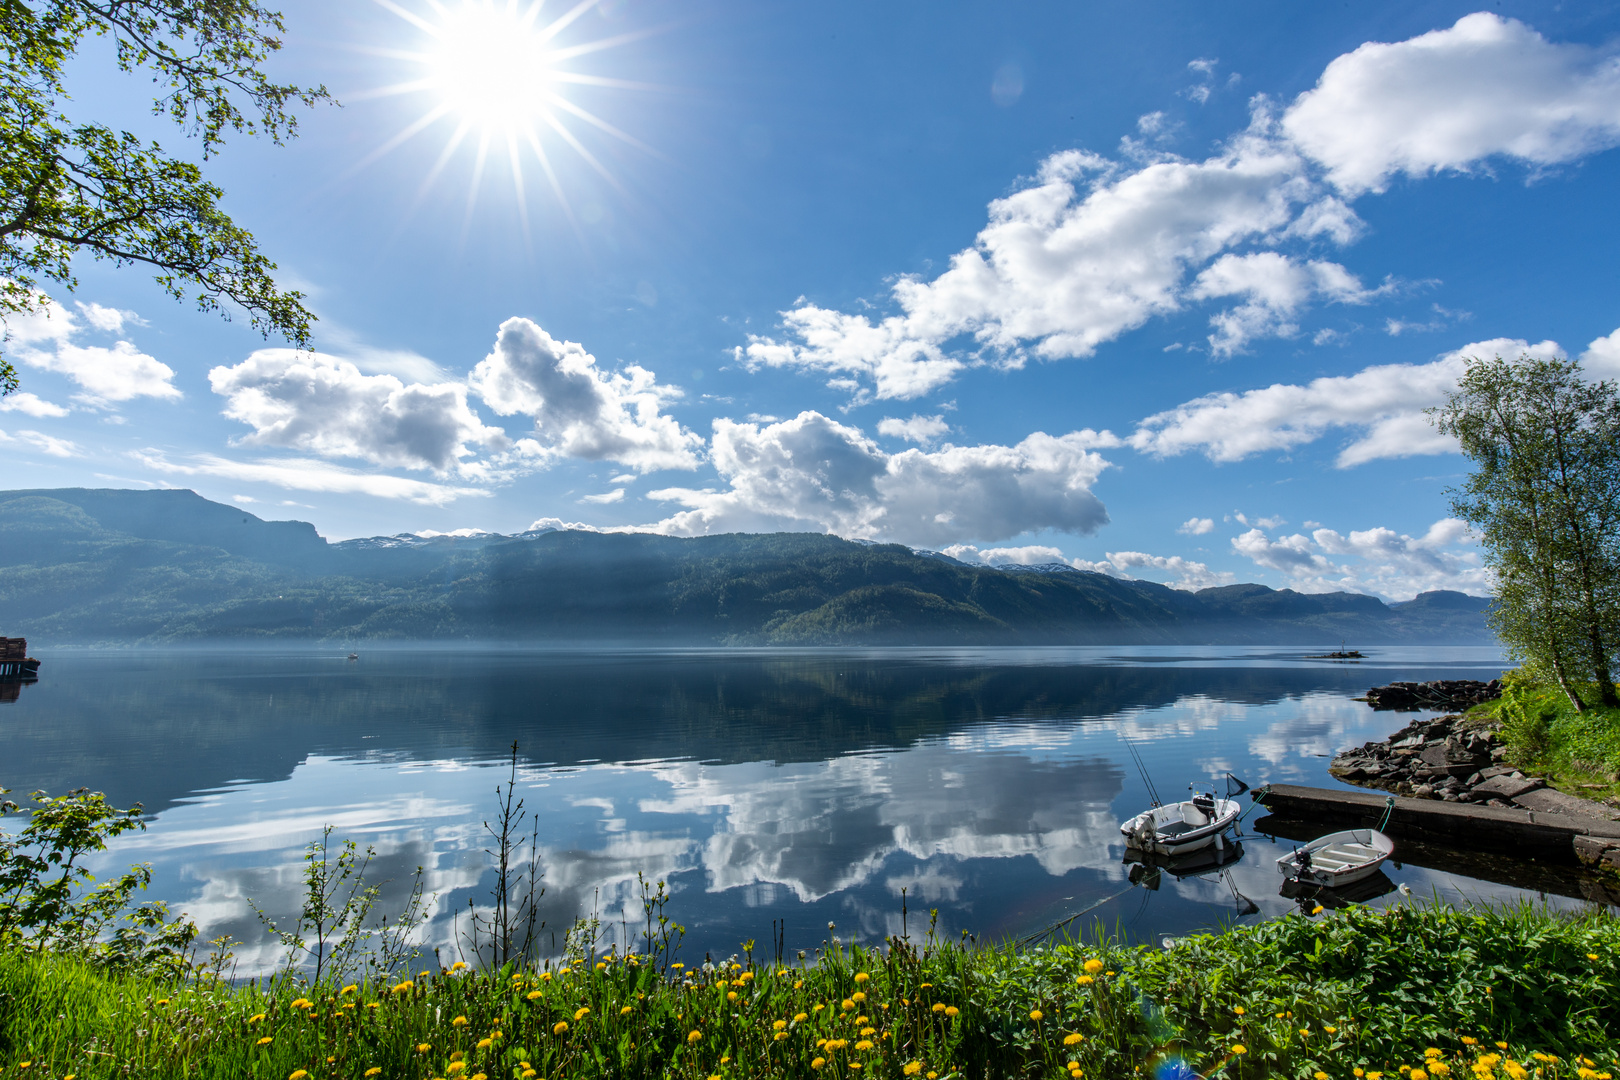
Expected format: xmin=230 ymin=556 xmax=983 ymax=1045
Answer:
xmin=0 ymin=645 xmax=1591 ymax=974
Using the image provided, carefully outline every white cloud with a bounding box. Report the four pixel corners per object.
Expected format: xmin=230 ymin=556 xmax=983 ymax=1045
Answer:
xmin=1231 ymin=518 xmax=1486 ymax=599
xmin=877 ymin=414 xmax=950 ymax=445
xmin=1282 ymin=13 xmax=1620 ymax=195
xmin=469 ymin=318 xmax=702 ymax=473
xmin=1130 ymin=336 xmax=1564 ymax=467
xmin=942 ymin=544 xmax=1069 ymax=566
xmin=0 ymin=428 xmax=80 ymax=457
xmin=1581 ymin=326 xmax=1620 ymax=379
xmin=75 ymin=302 xmax=140 ymax=334
xmin=643 ymin=411 xmax=1115 ymax=547
xmin=209 ymin=349 xmax=508 ymax=476
xmin=0 ymin=392 xmax=68 ymax=417
xmin=132 ymin=450 xmax=490 ymax=506
xmin=1103 ymin=551 xmax=1235 ymax=590
xmin=1178 ymin=517 xmax=1215 ymax=535
xmin=580 ymin=489 xmax=625 ymax=504
xmin=1189 ymin=252 xmax=1379 ymax=356
xmin=743 ymin=125 xmax=1324 ymax=399
xmin=24 ymin=340 xmax=179 ymax=403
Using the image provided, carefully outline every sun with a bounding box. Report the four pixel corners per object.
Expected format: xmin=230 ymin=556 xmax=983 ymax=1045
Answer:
xmin=357 ymin=0 xmax=658 ymax=230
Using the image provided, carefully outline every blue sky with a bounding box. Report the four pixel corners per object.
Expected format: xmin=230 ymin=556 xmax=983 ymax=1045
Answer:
xmin=5 ymin=0 xmax=1620 ymax=599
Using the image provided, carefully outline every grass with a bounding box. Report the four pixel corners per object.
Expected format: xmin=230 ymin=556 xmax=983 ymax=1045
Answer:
xmin=0 ymin=900 xmax=1615 ymax=1080
xmin=1470 ymin=672 xmax=1620 ymax=804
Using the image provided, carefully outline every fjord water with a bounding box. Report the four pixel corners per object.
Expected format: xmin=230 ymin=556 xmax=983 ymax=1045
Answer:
xmin=0 ymin=645 xmax=1588 ymax=971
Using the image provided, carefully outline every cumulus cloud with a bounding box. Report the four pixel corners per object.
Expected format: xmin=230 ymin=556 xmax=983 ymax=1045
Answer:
xmin=209 ymin=350 xmax=508 ymax=477
xmin=1130 ymin=336 xmax=1564 ymax=467
xmin=736 ymin=15 xmax=1617 ymax=401
xmin=1231 ymin=518 xmax=1486 ymax=599
xmin=469 ymin=318 xmax=702 ymax=472
xmin=877 ymin=414 xmax=950 ymax=445
xmin=1178 ymin=517 xmax=1215 ymax=535
xmin=743 ymin=128 xmax=1322 ymax=399
xmin=0 ymin=428 xmax=80 ymax=457
xmin=132 ymin=450 xmax=490 ymax=506
xmin=941 ymin=544 xmax=1069 ymax=566
xmin=579 ymin=489 xmax=625 ymax=504
xmin=643 ymin=411 xmax=1115 ymax=547
xmin=0 ymin=392 xmax=68 ymax=418
xmin=3 ymin=295 xmax=178 ymax=404
xmin=1103 ymin=551 xmax=1235 ymax=590
xmin=1282 ymin=13 xmax=1620 ymax=195
xmin=1582 ymin=326 xmax=1620 ymax=379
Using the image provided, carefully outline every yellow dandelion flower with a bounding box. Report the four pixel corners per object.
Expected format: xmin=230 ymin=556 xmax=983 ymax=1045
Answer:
xmin=1433 ymin=1065 xmax=1452 ymax=1077
xmin=844 ymin=999 xmax=857 ymax=1011
xmin=452 ymin=1015 xmax=469 ymax=1027
xmin=1464 ymin=1038 xmax=1479 ymax=1046
xmin=394 ymin=982 xmax=414 ymax=994
xmin=1083 ymin=959 xmax=1104 ymax=974
xmin=775 ymin=1031 xmax=790 ymax=1041
xmin=257 ymin=1037 xmax=274 ymax=1046
xmin=795 ymin=1012 xmax=809 ymax=1022
xmin=1030 ymin=1009 xmax=1043 ymax=1021
xmin=1325 ymin=1026 xmax=1338 ymax=1034
xmin=814 ymin=1003 xmax=825 ymax=1012
xmin=855 ymin=1015 xmax=869 ymax=1025
xmin=854 ymin=972 xmax=870 ymax=983
xmin=250 ymin=1013 xmax=267 ymax=1023
xmin=1427 ymin=1049 xmax=1444 ymax=1059
xmin=472 ymin=1075 xmax=486 ymax=1080
xmin=1064 ymin=1034 xmax=1084 ymax=1046
xmin=1413 ymin=1070 xmax=1430 ymax=1080
xmin=526 ymin=990 xmax=542 ymax=1001
xmin=521 ymin=1071 xmax=537 ymax=1080
xmin=1232 ymin=1044 xmax=1247 ymax=1055
xmin=156 ymin=998 xmax=170 ymax=1006
xmin=812 ymin=1058 xmax=827 ymax=1070
xmin=552 ymin=1022 xmax=569 ymax=1035
xmin=688 ymin=1030 xmax=703 ymax=1044
xmin=1312 ymin=905 xmax=1325 ymax=915
xmin=1357 ymin=1071 xmax=1366 ymax=1078
xmin=448 ymin=1064 xmax=466 ymax=1076
xmin=928 ymin=1073 xmax=939 ymax=1080
xmin=290 ymin=1072 xmax=309 ymax=1080
xmin=291 ymin=998 xmax=313 ymax=1010
xmin=860 ymin=1027 xmax=876 ymax=1036
xmin=366 ymin=1002 xmax=380 ymax=1010
xmin=852 ymin=991 xmax=867 ymax=1003
xmin=1233 ymin=1006 xmax=1245 ymax=1015
xmin=477 ymin=1038 xmax=493 ymax=1051
xmin=416 ymin=1043 xmax=432 ymax=1053
xmin=920 ymin=983 xmax=932 ymax=989
xmin=850 ymin=1064 xmax=863 ymax=1071
xmin=944 ymin=1006 xmax=959 ymax=1017
xmin=621 ymin=1006 xmax=634 ymax=1015
xmin=574 ymin=1007 xmax=590 ymax=1021
xmin=1588 ymin=953 xmax=1600 ymax=961
xmin=1318 ymin=1073 xmax=1331 ymax=1080
xmin=727 ymin=991 xmax=738 ymax=1002
xmin=904 ymin=1064 xmax=923 ymax=1076
xmin=1076 ymin=976 xmax=1093 ymax=986
xmin=365 ymin=1070 xmax=383 ymax=1078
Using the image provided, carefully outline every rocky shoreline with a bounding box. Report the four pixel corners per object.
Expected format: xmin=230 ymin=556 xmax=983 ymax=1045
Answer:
xmin=1329 ymin=712 xmax=1539 ymax=806
xmin=1362 ymin=679 xmax=1501 ymax=711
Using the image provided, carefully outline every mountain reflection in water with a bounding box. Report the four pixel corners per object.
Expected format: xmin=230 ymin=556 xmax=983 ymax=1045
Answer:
xmin=5 ymin=645 xmax=1592 ymax=973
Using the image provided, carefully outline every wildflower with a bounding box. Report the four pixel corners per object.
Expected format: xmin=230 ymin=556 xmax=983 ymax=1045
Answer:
xmin=1233 ymin=1006 xmax=1245 ymax=1016
xmin=1325 ymin=1025 xmax=1339 ymax=1034
xmin=860 ymin=1027 xmax=876 ymax=1036
xmin=290 ymin=1072 xmax=309 ymax=1080
xmin=812 ymin=1059 xmax=827 ymax=1070
xmin=944 ymin=1006 xmax=959 ymax=1017
xmin=855 ymin=972 xmax=870 ymax=984
xmin=394 ymin=982 xmax=414 ymax=994
xmin=291 ymin=998 xmax=314 ymax=1010
xmin=1427 ymin=1049 xmax=1444 ymax=1059
xmin=1312 ymin=905 xmax=1325 ymax=915
xmin=574 ymin=1007 xmax=590 ymax=1021
xmin=928 ymin=1074 xmax=939 ymax=1080
xmin=857 ymin=1040 xmax=875 ymax=1051
xmin=688 ymin=1030 xmax=703 ymax=1044
xmin=526 ymin=990 xmax=542 ymax=1001
xmin=1464 ymin=1038 xmax=1479 ymax=1046
xmin=1433 ymin=1066 xmax=1451 ymax=1077
xmin=452 ymin=1015 xmax=469 ymax=1027
xmin=417 ymin=1043 xmax=432 ymax=1053
xmin=1076 ymin=975 xmax=1093 ymax=986
xmin=1232 ymin=1045 xmax=1247 ymax=1055
xmin=1064 ymin=1034 xmax=1084 ymax=1046
xmin=931 ymin=1004 xmax=946 ymax=1014
xmin=795 ymin=1012 xmax=809 ymax=1022
xmin=775 ymin=1031 xmax=790 ymax=1041
xmin=472 ymin=1075 xmax=486 ymax=1080
xmin=1105 ymin=971 xmax=1115 ymax=976
xmin=250 ymin=1013 xmax=267 ymax=1023
xmin=366 ymin=1003 xmax=380 ymax=1010
xmin=727 ymin=991 xmax=738 ymax=1002
xmin=521 ymin=1071 xmax=537 ymax=1080
xmin=740 ymin=971 xmax=754 ymax=982
xmin=596 ymin=962 xmax=607 ymax=971
xmin=156 ymin=998 xmax=170 ymax=1006
xmin=814 ymin=1004 xmax=825 ymax=1012
xmin=1318 ymin=1073 xmax=1331 ymax=1080
xmin=256 ymin=1037 xmax=274 ymax=1047
xmin=621 ymin=1006 xmax=634 ymax=1015
xmin=448 ymin=1065 xmax=466 ymax=1076
xmin=1301 ymin=1029 xmax=1311 ymax=1037
xmin=1369 ymin=1074 xmax=1383 ymax=1079
xmin=1084 ymin=958 xmax=1104 ymax=974
xmin=1356 ymin=1071 xmax=1365 ymax=1078
xmin=850 ymin=1065 xmax=863 ymax=1071
xmin=844 ymin=999 xmax=857 ymax=1011
xmin=450 ymin=1052 xmax=463 ymax=1063
xmin=1413 ymin=1071 xmax=1429 ymax=1080
xmin=477 ymin=1038 xmax=493 ymax=1051
xmin=1589 ymin=954 xmax=1600 ymax=961
xmin=852 ymin=991 xmax=867 ymax=1003
xmin=1030 ymin=1009 xmax=1044 ymax=1021
xmin=365 ymin=1070 xmax=382 ymax=1078
xmin=795 ymin=980 xmax=805 ymax=989
xmin=904 ymin=1064 xmax=923 ymax=1076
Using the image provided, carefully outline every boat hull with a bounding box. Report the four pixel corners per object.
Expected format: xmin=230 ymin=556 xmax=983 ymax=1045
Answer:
xmin=1276 ymin=828 xmax=1393 ymax=887
xmin=1120 ymin=798 xmax=1241 ymax=856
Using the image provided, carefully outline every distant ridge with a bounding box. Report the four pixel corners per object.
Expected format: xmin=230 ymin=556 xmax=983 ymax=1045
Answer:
xmin=0 ymin=488 xmax=1497 ymax=646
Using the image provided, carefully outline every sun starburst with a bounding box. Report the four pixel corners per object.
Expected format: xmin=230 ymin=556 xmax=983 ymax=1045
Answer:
xmin=354 ymin=0 xmax=661 ymax=236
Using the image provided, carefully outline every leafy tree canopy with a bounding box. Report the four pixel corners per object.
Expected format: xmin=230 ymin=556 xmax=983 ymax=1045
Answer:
xmin=0 ymin=0 xmax=330 ymax=396
xmin=1432 ymin=354 xmax=1620 ymax=710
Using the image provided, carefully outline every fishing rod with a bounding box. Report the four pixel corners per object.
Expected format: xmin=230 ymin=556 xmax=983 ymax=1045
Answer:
xmin=1118 ymin=731 xmax=1161 ymax=807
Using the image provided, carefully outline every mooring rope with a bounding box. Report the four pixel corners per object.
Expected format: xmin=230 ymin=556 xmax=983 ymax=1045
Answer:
xmin=1012 ymin=879 xmax=1144 ymax=949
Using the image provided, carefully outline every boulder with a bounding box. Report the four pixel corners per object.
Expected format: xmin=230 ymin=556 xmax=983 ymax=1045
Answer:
xmin=1472 ymin=774 xmax=1545 ymax=800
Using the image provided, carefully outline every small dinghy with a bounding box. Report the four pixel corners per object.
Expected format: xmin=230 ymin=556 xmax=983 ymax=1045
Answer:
xmin=1120 ymin=790 xmax=1242 ymax=856
xmin=1276 ymin=828 xmax=1393 ymax=887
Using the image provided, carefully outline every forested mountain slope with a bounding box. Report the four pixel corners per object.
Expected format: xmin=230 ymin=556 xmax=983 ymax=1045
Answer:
xmin=0 ymin=489 xmax=1496 ymax=645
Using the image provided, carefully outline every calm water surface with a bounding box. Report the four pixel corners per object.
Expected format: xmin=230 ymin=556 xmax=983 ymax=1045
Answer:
xmin=1 ymin=645 xmax=1600 ymax=972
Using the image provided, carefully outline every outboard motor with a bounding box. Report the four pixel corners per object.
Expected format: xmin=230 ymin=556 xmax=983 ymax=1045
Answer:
xmin=1192 ymin=792 xmax=1216 ymax=822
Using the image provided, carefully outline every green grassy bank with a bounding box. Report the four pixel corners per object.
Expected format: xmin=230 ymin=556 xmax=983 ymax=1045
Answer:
xmin=1475 ymin=673 xmax=1620 ymax=803
xmin=0 ymin=902 xmax=1615 ymax=1080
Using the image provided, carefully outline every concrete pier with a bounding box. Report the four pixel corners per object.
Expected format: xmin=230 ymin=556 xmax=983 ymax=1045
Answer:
xmin=1252 ymin=783 xmax=1620 ymax=867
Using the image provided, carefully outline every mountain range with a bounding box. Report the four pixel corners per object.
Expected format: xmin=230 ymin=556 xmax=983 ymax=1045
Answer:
xmin=0 ymin=488 xmax=1497 ymax=646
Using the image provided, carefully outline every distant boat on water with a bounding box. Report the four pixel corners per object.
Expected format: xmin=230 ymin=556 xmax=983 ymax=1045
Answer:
xmin=0 ymin=637 xmax=40 ymax=680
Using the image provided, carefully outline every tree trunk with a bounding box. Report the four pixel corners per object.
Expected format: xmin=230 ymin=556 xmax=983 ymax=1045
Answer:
xmin=1550 ymin=649 xmax=1587 ymax=712
xmin=1592 ymin=626 xmax=1620 ymax=707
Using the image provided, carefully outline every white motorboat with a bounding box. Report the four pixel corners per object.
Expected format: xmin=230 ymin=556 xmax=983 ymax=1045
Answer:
xmin=1120 ymin=791 xmax=1242 ymax=856
xmin=1276 ymin=828 xmax=1394 ymax=887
